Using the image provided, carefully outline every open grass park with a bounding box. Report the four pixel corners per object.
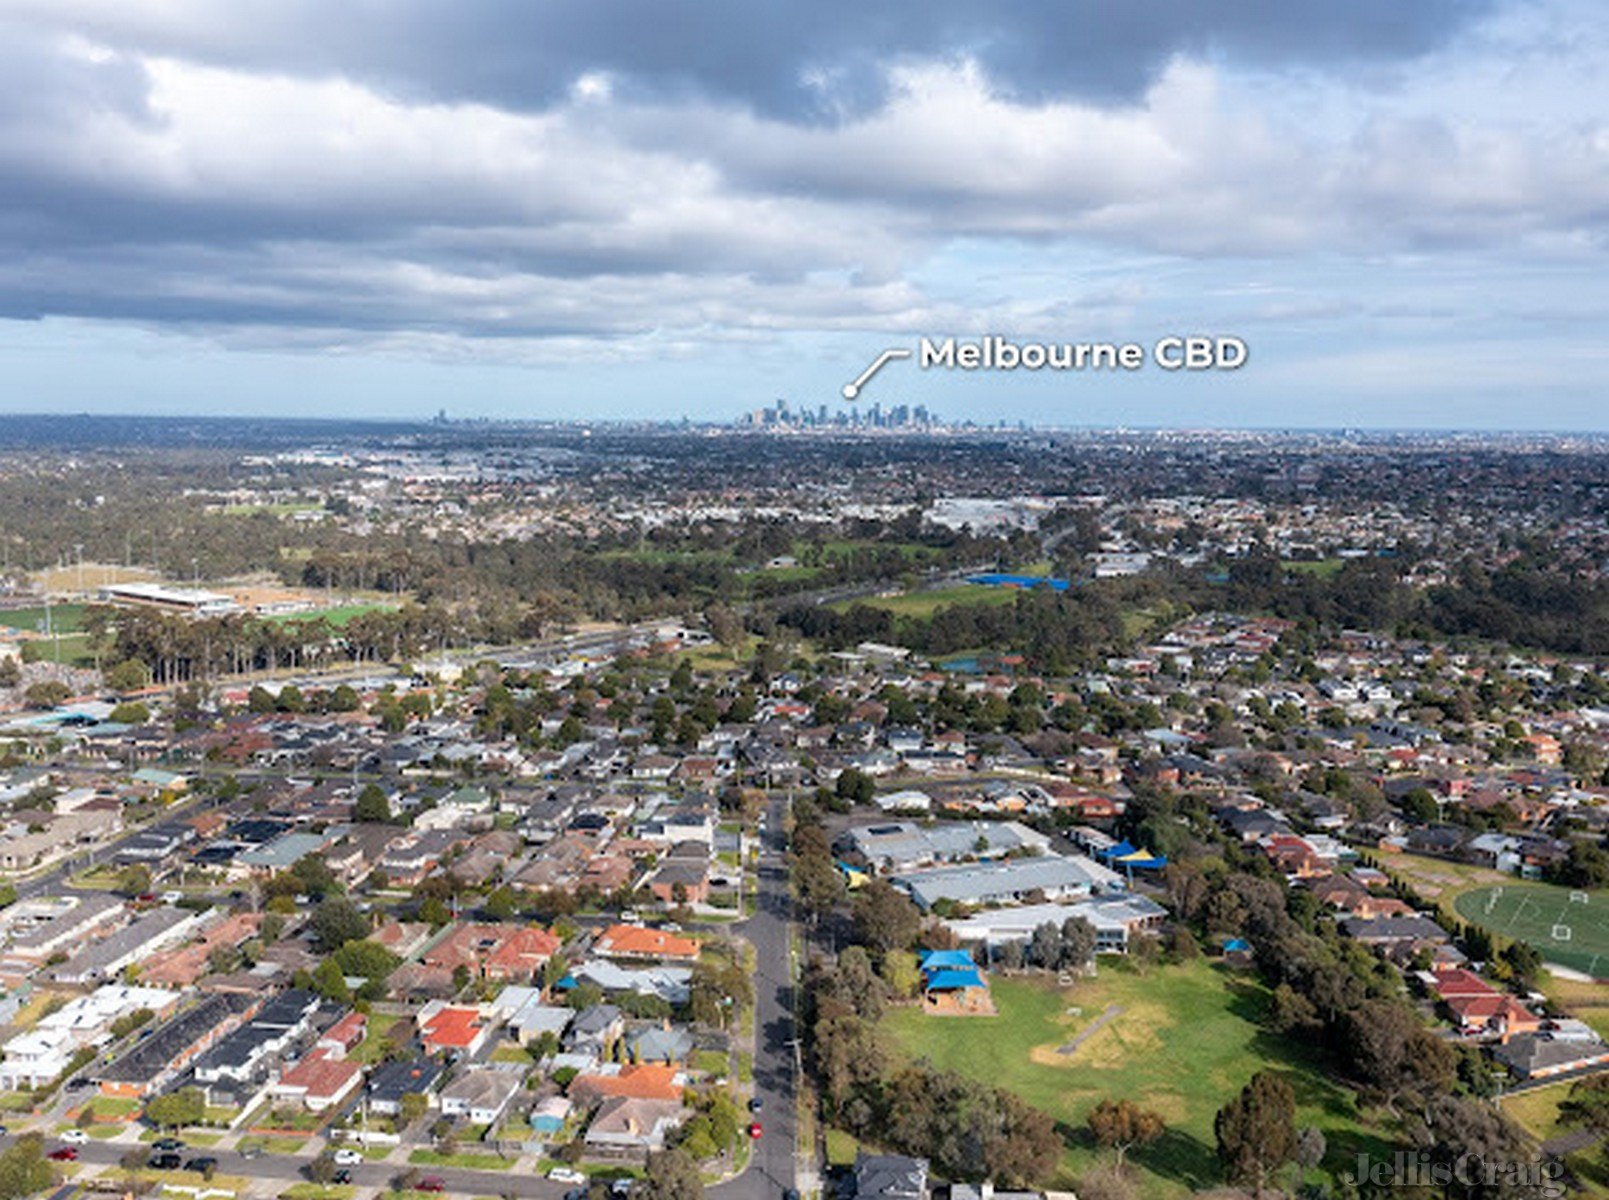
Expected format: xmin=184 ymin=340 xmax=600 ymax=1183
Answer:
xmin=880 ymin=959 xmax=1390 ymax=1199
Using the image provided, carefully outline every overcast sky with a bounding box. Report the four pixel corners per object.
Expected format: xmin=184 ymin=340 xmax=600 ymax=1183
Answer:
xmin=1 ymin=0 xmax=1607 ymax=428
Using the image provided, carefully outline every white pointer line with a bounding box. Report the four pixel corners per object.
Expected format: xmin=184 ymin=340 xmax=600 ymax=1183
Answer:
xmin=842 ymin=347 xmax=912 ymax=400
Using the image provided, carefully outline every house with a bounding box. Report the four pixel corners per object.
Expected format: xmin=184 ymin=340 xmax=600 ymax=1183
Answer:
xmin=569 ymin=961 xmax=693 ymax=1006
xmin=647 ymin=860 xmax=711 ymax=905
xmin=52 ymin=907 xmax=203 ymax=985
xmin=853 ymin=1152 xmax=930 ymax=1200
xmin=626 ymin=1025 xmax=695 ymax=1065
xmin=583 ymin=1096 xmax=686 ymax=1159
xmin=365 ymin=1059 xmax=443 ymax=1115
xmin=192 ymin=989 xmax=322 ymax=1096
xmin=319 ymin=1010 xmax=368 ymax=1056
xmin=570 ymin=1062 xmax=684 ymax=1104
xmin=271 ymin=1048 xmax=363 ymax=1112
xmin=418 ymin=1002 xmax=491 ymax=1057
xmin=593 ymin=925 xmax=701 ymax=963
xmin=1493 ymin=1033 xmax=1609 ymax=1080
xmin=564 ymin=1004 xmax=624 ymax=1057
xmin=439 ymin=1067 xmax=523 ymax=1125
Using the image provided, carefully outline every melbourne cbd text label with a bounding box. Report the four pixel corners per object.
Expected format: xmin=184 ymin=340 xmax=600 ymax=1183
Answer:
xmin=919 ymin=335 xmax=1247 ymax=372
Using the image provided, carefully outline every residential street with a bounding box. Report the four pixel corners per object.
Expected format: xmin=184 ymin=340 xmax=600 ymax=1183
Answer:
xmin=712 ymin=792 xmax=797 ymax=1200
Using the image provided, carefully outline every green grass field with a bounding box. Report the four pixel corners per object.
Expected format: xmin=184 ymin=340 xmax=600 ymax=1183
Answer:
xmin=0 ymin=604 xmax=89 ymax=633
xmin=1455 ymin=884 xmax=1609 ymax=977
xmin=266 ymin=602 xmax=397 ymax=627
xmin=832 ymin=584 xmax=1020 ymax=619
xmin=880 ymin=961 xmax=1389 ymax=1199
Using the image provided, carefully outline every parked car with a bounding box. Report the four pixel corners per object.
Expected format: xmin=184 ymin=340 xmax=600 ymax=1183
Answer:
xmin=609 ymin=1179 xmax=632 ymax=1198
xmin=333 ymin=1148 xmax=365 ymax=1165
xmin=240 ymin=1146 xmax=262 ymax=1160
xmin=748 ymin=1122 xmax=763 ymax=1139
xmin=547 ymin=1169 xmax=586 ymax=1184
xmin=153 ymin=1138 xmax=185 ymax=1152
xmin=47 ymin=1149 xmax=78 ymax=1163
xmin=748 ymin=1097 xmax=763 ymax=1112
xmin=65 ymin=1077 xmax=93 ymax=1091
xmin=150 ymin=1153 xmax=183 ymax=1170
xmin=60 ymin=1128 xmax=89 ymax=1145
xmin=185 ymin=1158 xmax=218 ymax=1174
xmin=418 ymin=1176 xmax=446 ymax=1193
xmin=332 ymin=1170 xmax=353 ymax=1185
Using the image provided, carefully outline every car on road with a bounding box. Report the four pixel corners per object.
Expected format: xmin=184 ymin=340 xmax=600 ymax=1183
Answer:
xmin=332 ymin=1170 xmax=353 ymax=1185
xmin=748 ymin=1121 xmax=763 ymax=1139
xmin=150 ymin=1153 xmax=183 ymax=1170
xmin=239 ymin=1145 xmax=262 ymax=1159
xmin=563 ymin=1190 xmax=586 ymax=1200
xmin=65 ymin=1077 xmax=93 ymax=1091
xmin=47 ymin=1148 xmax=77 ymax=1162
xmin=748 ymin=1097 xmax=762 ymax=1112
xmin=152 ymin=1138 xmax=185 ymax=1152
xmin=547 ymin=1168 xmax=586 ymax=1184
xmin=783 ymin=1189 xmax=800 ymax=1200
xmin=417 ymin=1176 xmax=446 ymax=1192
xmin=333 ymin=1148 xmax=364 ymax=1165
xmin=609 ymin=1179 xmax=632 ymax=1198
xmin=184 ymin=1157 xmax=218 ymax=1174
xmin=60 ymin=1128 xmax=89 ymax=1144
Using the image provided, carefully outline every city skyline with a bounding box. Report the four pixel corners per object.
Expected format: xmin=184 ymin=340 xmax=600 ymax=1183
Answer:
xmin=1 ymin=1 xmax=1607 ymax=429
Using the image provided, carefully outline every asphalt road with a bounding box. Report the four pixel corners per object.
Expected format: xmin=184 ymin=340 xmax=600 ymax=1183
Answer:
xmin=712 ymin=793 xmax=796 ymax=1200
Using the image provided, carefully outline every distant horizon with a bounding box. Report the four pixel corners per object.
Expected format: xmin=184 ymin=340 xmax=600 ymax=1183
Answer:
xmin=1 ymin=407 xmax=1607 ymax=441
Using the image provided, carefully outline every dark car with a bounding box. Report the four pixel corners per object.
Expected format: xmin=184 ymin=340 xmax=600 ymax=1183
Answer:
xmin=784 ymin=1190 xmax=801 ymax=1200
xmin=748 ymin=1097 xmax=763 ymax=1112
xmin=332 ymin=1170 xmax=353 ymax=1185
xmin=185 ymin=1157 xmax=218 ymax=1174
xmin=47 ymin=1148 xmax=78 ymax=1163
xmin=66 ymin=1077 xmax=93 ymax=1091
xmin=151 ymin=1153 xmax=183 ymax=1170
xmin=153 ymin=1138 xmax=185 ymax=1151
xmin=417 ymin=1177 xmax=446 ymax=1193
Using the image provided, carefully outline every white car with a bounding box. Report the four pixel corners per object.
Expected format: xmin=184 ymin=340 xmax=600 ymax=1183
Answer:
xmin=547 ymin=1168 xmax=586 ymax=1184
xmin=60 ymin=1129 xmax=90 ymax=1145
xmin=332 ymin=1148 xmax=364 ymax=1165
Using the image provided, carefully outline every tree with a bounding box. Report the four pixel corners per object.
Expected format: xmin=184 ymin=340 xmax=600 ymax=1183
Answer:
xmin=23 ymin=680 xmax=70 ymax=709
xmin=116 ymin=863 xmax=152 ymax=898
xmin=311 ymin=957 xmax=353 ymax=1003
xmin=1086 ymin=1099 xmax=1165 ymax=1168
xmin=109 ymin=700 xmax=151 ymax=725
xmin=399 ymin=1092 xmax=430 ymax=1125
xmin=853 ymin=880 xmax=921 ymax=956
xmin=311 ymin=897 xmax=370 ymax=950
xmin=354 ymin=783 xmax=392 ymax=823
xmin=1215 ymin=1072 xmax=1296 ymax=1200
xmin=635 ymin=1148 xmax=703 ymax=1200
xmin=0 ymin=1134 xmax=56 ymax=1200
xmin=307 ymin=1152 xmax=337 ymax=1185
xmin=145 ymin=1087 xmax=205 ymax=1131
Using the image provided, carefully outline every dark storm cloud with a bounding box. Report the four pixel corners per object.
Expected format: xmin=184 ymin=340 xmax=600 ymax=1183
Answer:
xmin=19 ymin=0 xmax=1493 ymax=120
